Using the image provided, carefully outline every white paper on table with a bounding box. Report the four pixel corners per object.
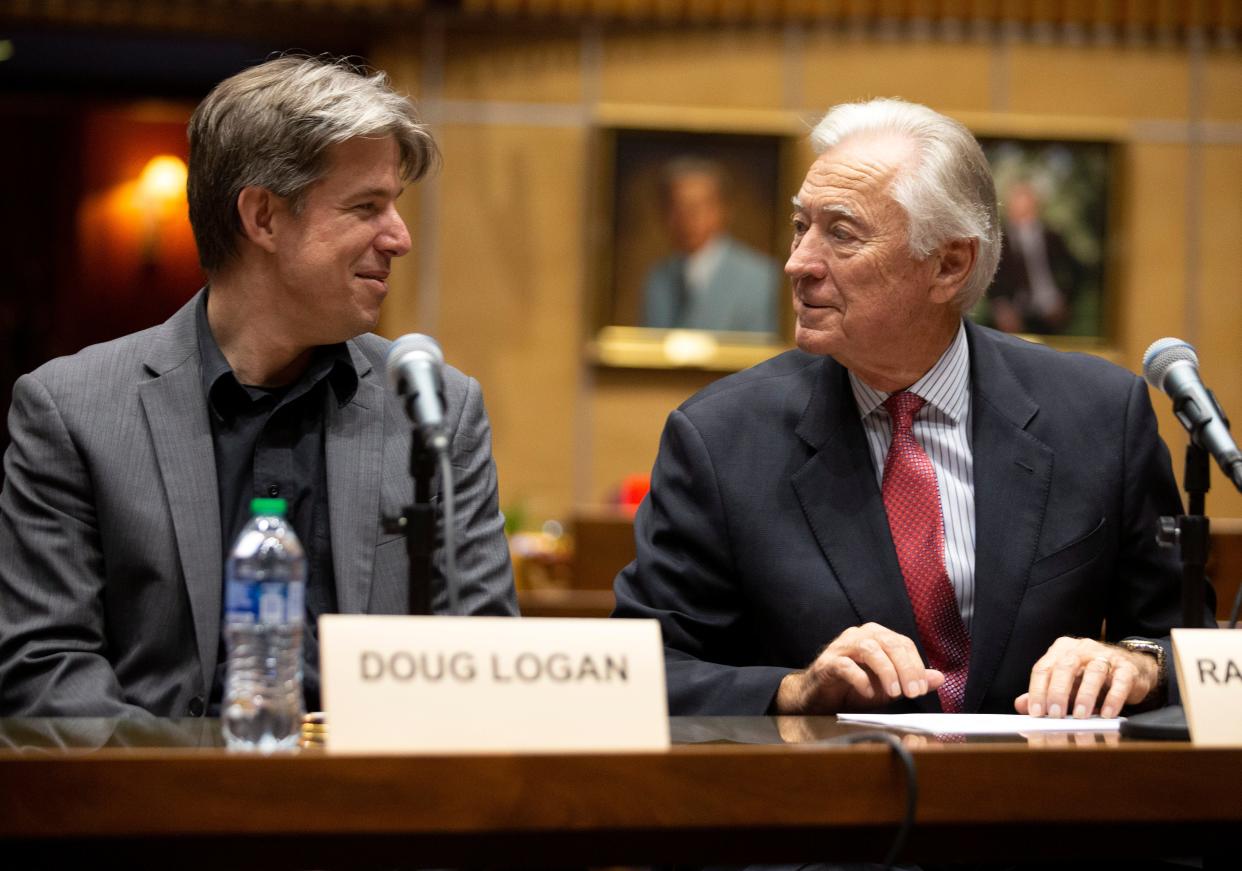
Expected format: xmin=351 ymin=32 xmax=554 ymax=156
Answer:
xmin=836 ymin=712 xmax=1123 ymax=735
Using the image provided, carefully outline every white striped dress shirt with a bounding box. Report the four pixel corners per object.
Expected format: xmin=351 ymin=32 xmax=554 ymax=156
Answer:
xmin=848 ymin=321 xmax=976 ymax=629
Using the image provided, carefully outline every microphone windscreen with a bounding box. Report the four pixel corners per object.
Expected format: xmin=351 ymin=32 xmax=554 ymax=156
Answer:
xmin=1142 ymin=337 xmax=1198 ymax=392
xmin=386 ymin=334 xmax=444 ymax=391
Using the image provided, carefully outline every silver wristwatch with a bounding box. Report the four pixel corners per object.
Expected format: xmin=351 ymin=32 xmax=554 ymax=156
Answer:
xmin=1118 ymin=637 xmax=1167 ymax=702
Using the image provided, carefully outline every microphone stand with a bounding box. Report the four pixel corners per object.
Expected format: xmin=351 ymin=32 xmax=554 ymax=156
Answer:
xmin=385 ymin=423 xmax=439 ymax=616
xmin=1173 ymin=443 xmax=1212 ymax=631
xmin=1121 ymin=443 xmax=1213 ymax=739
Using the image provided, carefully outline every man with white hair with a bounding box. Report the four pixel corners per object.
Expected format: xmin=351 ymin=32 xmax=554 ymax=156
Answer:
xmin=0 ymin=56 xmax=517 ymax=719
xmin=614 ymin=98 xmax=1199 ymax=720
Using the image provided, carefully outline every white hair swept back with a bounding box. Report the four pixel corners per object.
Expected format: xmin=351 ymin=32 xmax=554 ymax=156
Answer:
xmin=810 ymin=98 xmax=1001 ymax=310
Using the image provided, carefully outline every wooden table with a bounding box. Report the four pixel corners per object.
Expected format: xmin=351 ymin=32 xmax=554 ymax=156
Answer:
xmin=1 ymin=717 xmax=1238 ymax=868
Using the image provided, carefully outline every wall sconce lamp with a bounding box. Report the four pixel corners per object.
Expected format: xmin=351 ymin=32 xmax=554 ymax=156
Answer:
xmin=136 ymin=154 xmax=188 ymax=263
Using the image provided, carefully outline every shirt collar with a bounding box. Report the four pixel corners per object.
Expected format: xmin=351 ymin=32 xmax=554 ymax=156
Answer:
xmin=848 ymin=319 xmax=971 ymax=423
xmin=196 ymin=289 xmax=359 ymax=419
xmin=684 ymin=234 xmax=727 ymax=293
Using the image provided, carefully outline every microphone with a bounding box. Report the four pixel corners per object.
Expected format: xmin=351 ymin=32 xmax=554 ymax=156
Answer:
xmin=385 ymin=334 xmax=461 ymax=615
xmin=386 ymin=334 xmax=449 ymax=453
xmin=1143 ymin=337 xmax=1242 ymax=491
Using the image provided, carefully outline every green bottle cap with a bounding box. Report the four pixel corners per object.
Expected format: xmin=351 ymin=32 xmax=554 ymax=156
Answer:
xmin=250 ymin=497 xmax=287 ymax=517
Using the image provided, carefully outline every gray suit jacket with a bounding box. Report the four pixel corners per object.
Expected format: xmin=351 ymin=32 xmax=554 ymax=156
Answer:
xmin=642 ymin=236 xmax=780 ymax=333
xmin=0 ymin=290 xmax=516 ymax=717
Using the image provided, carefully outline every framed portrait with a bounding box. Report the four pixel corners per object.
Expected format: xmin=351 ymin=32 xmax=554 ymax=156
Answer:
xmin=973 ymin=136 xmax=1115 ymax=342
xmin=588 ymin=120 xmax=799 ymax=370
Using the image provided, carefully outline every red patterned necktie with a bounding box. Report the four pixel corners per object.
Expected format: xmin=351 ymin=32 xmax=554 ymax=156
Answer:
xmin=880 ymin=391 xmax=971 ymax=713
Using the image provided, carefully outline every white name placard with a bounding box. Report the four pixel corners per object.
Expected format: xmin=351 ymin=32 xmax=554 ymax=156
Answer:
xmin=1172 ymin=628 xmax=1242 ymax=746
xmin=319 ymin=615 xmax=669 ymax=753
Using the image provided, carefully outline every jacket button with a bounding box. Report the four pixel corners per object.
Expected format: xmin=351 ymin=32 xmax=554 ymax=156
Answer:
xmin=187 ymin=696 xmax=205 ymax=717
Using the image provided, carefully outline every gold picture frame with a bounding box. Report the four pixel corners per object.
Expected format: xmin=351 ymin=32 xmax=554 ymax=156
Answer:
xmin=587 ymin=105 xmax=806 ymax=371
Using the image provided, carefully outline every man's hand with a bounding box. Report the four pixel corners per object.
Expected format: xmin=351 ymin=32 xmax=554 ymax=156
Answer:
xmin=774 ymin=622 xmax=944 ymax=714
xmin=1015 ymin=636 xmax=1160 ymax=719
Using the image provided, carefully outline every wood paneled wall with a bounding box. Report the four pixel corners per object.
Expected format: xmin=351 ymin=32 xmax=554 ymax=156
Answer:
xmin=372 ymin=21 xmax=1242 ymax=526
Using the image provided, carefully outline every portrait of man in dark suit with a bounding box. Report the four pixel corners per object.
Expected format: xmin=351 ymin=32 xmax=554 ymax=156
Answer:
xmin=990 ymin=179 xmax=1087 ymax=335
xmin=980 ymin=137 xmax=1111 ymax=338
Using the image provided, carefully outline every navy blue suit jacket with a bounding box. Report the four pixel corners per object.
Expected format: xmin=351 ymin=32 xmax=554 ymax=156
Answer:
xmin=614 ymin=321 xmax=1192 ymax=715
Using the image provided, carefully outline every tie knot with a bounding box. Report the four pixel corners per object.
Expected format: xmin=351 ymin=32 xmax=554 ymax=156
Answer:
xmin=883 ymin=391 xmax=925 ymax=433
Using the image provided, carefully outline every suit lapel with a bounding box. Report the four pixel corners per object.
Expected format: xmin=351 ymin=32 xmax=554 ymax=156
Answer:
xmin=963 ymin=323 xmax=1053 ymax=711
xmin=790 ymin=358 xmax=928 ymax=697
xmin=138 ymin=292 xmax=222 ymax=695
xmin=326 ymin=343 xmax=384 ymax=614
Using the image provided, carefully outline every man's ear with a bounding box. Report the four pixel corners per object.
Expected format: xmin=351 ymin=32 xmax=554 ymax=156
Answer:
xmin=928 ymin=237 xmax=978 ymax=304
xmin=236 ymin=186 xmax=282 ymax=255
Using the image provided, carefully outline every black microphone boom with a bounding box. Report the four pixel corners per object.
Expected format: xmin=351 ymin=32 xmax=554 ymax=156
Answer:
xmin=1143 ymin=337 xmax=1242 ymax=492
xmin=386 ymin=333 xmax=449 ymax=453
xmin=383 ymin=333 xmax=460 ymax=616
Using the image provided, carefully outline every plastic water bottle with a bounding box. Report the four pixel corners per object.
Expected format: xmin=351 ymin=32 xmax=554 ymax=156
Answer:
xmin=222 ymin=497 xmax=305 ymax=751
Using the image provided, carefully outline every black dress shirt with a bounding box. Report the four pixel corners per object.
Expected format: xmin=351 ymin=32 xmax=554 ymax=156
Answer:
xmin=196 ymin=293 xmax=357 ymax=714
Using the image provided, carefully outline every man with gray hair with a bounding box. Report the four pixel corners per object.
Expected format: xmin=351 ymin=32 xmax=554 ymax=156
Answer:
xmin=0 ymin=56 xmax=516 ymax=718
xmin=615 ymin=98 xmax=1198 ymax=721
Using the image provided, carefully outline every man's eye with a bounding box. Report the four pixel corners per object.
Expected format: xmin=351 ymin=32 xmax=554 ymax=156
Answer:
xmin=354 ymin=202 xmax=379 ymax=213
xmin=830 ymin=225 xmax=854 ymax=241
xmin=791 ymin=218 xmax=808 ymax=235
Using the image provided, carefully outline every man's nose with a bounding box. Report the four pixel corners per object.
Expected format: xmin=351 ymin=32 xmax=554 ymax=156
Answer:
xmin=785 ymin=234 xmax=819 ymax=279
xmin=379 ymin=205 xmax=412 ymax=258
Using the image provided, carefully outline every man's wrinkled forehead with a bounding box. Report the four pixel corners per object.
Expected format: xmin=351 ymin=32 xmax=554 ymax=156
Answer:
xmin=794 ymin=134 xmax=915 ymax=211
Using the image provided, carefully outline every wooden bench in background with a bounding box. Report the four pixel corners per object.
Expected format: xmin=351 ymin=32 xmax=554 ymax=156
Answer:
xmin=519 ymin=511 xmax=1242 ymax=626
xmin=1206 ymin=517 xmax=1242 ymax=625
xmin=517 ymin=507 xmax=633 ymax=618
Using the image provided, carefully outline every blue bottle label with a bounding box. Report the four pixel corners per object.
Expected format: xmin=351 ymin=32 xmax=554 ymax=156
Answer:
xmin=225 ymin=579 xmax=304 ymax=625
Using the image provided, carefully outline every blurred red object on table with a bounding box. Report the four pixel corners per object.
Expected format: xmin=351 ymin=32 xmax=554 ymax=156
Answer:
xmin=617 ymin=474 xmax=650 ymax=516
